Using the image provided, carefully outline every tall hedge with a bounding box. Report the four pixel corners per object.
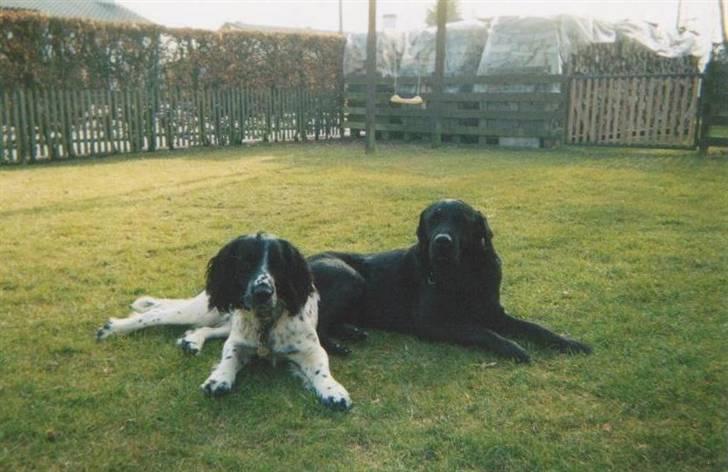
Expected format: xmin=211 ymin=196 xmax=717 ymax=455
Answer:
xmin=0 ymin=11 xmax=344 ymax=90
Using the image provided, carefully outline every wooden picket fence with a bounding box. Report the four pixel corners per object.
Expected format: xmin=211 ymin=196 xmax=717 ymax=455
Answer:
xmin=0 ymin=87 xmax=342 ymax=164
xmin=566 ymin=74 xmax=701 ymax=147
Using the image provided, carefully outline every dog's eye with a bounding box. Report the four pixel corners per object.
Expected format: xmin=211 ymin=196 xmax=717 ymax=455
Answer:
xmin=237 ymin=257 xmax=256 ymax=272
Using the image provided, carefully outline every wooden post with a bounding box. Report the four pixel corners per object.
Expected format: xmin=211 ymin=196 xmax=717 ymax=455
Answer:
xmin=0 ymin=92 xmax=5 ymax=162
xmin=16 ymin=89 xmax=27 ymax=163
xmin=431 ymin=0 xmax=447 ymax=148
xmin=365 ymin=0 xmax=377 ymax=154
xmin=27 ymin=89 xmax=38 ymax=161
xmin=698 ymin=71 xmax=711 ymax=153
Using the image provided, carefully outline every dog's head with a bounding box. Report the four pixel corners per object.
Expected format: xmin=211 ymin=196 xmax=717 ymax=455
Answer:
xmin=206 ymin=233 xmax=313 ymax=320
xmin=416 ymin=199 xmax=494 ymax=281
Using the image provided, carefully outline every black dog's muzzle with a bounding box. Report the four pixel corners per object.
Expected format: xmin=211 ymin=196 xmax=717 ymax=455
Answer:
xmin=428 ymin=233 xmax=461 ymax=286
xmin=431 ymin=233 xmax=456 ymax=261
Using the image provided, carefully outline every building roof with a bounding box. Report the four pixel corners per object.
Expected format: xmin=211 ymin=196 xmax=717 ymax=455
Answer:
xmin=0 ymin=0 xmax=152 ymax=24
xmin=220 ymin=21 xmax=337 ymax=35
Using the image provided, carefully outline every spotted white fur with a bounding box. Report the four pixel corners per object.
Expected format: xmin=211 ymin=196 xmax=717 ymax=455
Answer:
xmin=97 ymin=290 xmax=351 ymax=410
xmin=201 ymin=291 xmax=351 ymax=410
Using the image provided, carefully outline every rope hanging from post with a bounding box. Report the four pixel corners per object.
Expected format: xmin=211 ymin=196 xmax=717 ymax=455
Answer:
xmin=390 ymin=69 xmax=424 ymax=106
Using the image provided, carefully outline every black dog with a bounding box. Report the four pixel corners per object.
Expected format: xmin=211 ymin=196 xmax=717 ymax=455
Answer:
xmin=312 ymin=199 xmax=592 ymax=363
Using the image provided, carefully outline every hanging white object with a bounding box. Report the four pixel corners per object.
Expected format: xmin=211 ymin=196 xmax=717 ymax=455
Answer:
xmin=390 ymin=94 xmax=424 ymax=105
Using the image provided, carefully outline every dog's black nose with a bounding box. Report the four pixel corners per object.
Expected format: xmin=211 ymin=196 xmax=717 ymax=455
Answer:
xmin=433 ymin=234 xmax=453 ymax=249
xmin=252 ymin=283 xmax=274 ymax=304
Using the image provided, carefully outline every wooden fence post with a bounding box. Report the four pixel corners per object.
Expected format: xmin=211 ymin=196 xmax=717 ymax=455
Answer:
xmin=0 ymin=91 xmax=5 ymax=162
xmin=431 ymin=0 xmax=447 ymax=148
xmin=365 ymin=0 xmax=377 ymax=153
xmin=15 ymin=89 xmax=27 ymax=163
xmin=697 ymin=72 xmax=710 ymax=153
xmin=562 ymin=76 xmax=573 ymax=146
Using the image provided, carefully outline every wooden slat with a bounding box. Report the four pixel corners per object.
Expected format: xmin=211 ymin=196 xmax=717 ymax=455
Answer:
xmin=16 ymin=89 xmax=28 ymax=163
xmin=40 ymin=88 xmax=58 ymax=161
xmin=647 ymin=77 xmax=659 ymax=144
xmin=587 ymin=78 xmax=598 ymax=142
xmin=49 ymin=88 xmax=64 ymax=159
xmin=704 ymin=136 xmax=728 ymax=146
xmin=121 ymin=89 xmax=130 ymax=152
xmin=346 ymin=91 xmax=564 ymax=104
xmin=344 ymin=120 xmax=558 ymax=138
xmin=28 ymin=89 xmax=39 ymax=161
xmin=611 ymin=78 xmax=623 ymax=143
xmin=136 ymin=88 xmax=144 ymax=151
xmin=709 ymin=115 xmax=728 ymax=126
xmin=566 ymin=77 xmax=576 ymax=143
xmin=635 ymin=78 xmax=648 ymax=143
xmin=36 ymin=89 xmax=49 ymax=159
xmin=346 ymin=73 xmax=564 ymax=86
xmin=669 ymin=77 xmax=685 ymax=144
xmin=654 ymin=78 xmax=664 ymax=143
xmin=685 ymin=76 xmax=700 ymax=143
xmin=87 ymin=89 xmax=97 ymax=155
xmin=75 ymin=89 xmax=85 ymax=156
xmin=57 ymin=90 xmax=68 ymax=158
xmin=574 ymin=77 xmax=584 ymax=143
xmin=344 ymin=106 xmax=559 ymax=121
xmin=0 ymin=91 xmax=6 ymax=161
xmin=625 ymin=78 xmax=637 ymax=144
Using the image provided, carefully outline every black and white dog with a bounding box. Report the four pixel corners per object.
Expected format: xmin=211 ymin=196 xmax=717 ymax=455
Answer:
xmin=97 ymin=233 xmax=351 ymax=411
xmin=313 ymin=199 xmax=592 ymax=362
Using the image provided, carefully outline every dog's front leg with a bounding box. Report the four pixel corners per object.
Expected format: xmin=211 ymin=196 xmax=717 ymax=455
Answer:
xmin=496 ymin=312 xmax=592 ymax=354
xmin=417 ymin=322 xmax=532 ymax=363
xmin=201 ymin=336 xmax=250 ymax=396
xmin=177 ymin=322 xmax=232 ymax=355
xmin=288 ymin=346 xmax=352 ymax=411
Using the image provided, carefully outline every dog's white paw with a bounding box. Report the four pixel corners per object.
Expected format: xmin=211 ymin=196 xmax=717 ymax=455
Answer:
xmin=130 ymin=296 xmax=159 ymax=313
xmin=96 ymin=318 xmax=120 ymax=341
xmin=177 ymin=330 xmax=204 ymax=355
xmin=201 ymin=375 xmax=233 ymax=397
xmin=317 ymin=381 xmax=352 ymax=411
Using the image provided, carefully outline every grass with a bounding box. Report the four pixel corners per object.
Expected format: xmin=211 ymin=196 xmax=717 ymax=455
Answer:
xmin=0 ymin=142 xmax=726 ymax=471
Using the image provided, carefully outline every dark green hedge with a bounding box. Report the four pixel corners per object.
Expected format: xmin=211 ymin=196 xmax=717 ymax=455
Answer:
xmin=0 ymin=11 xmax=344 ymax=90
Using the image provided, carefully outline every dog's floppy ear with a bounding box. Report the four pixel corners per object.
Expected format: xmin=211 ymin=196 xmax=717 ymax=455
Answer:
xmin=476 ymin=211 xmax=494 ymax=240
xmin=416 ymin=208 xmax=427 ymax=243
xmin=206 ymin=239 xmax=240 ymax=313
xmin=276 ymin=239 xmax=314 ymax=316
xmin=474 ymin=211 xmax=496 ymax=256
xmin=415 ymin=207 xmax=432 ymax=273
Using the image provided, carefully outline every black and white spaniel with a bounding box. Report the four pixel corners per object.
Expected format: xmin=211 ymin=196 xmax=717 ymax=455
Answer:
xmin=97 ymin=233 xmax=351 ymax=411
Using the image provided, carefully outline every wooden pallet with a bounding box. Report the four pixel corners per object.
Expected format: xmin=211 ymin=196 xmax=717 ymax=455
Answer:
xmin=344 ymin=74 xmax=565 ymax=147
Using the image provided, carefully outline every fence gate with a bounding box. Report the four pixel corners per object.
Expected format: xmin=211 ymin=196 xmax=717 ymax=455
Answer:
xmin=699 ymin=53 xmax=728 ymax=152
xmin=566 ymin=74 xmax=701 ymax=148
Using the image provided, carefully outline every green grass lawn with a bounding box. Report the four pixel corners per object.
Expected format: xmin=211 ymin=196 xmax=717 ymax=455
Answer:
xmin=1 ymin=142 xmax=726 ymax=470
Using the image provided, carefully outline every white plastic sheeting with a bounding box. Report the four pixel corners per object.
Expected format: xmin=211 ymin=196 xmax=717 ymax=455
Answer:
xmin=398 ymin=20 xmax=490 ymax=78
xmin=343 ymin=31 xmax=405 ymax=78
xmin=343 ymin=15 xmax=710 ymax=78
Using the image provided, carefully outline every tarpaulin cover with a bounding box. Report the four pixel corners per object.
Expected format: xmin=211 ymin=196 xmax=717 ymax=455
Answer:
xmin=343 ymin=15 xmax=710 ymax=79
